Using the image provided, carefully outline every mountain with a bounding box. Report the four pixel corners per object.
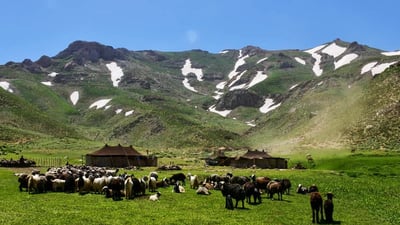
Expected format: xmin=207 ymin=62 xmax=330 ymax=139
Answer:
xmin=1 ymin=39 xmax=399 ymax=153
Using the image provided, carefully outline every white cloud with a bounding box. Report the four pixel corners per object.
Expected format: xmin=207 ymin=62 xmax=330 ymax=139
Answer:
xmin=186 ymin=30 xmax=198 ymax=44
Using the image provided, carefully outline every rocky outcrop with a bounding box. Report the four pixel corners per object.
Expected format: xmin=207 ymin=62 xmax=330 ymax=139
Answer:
xmin=215 ymin=89 xmax=264 ymax=110
xmin=55 ymin=40 xmax=127 ymax=65
xmin=35 ymin=55 xmax=53 ymax=68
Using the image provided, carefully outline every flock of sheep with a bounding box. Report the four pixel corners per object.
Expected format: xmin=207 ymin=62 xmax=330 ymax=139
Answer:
xmin=15 ymin=164 xmax=334 ymax=224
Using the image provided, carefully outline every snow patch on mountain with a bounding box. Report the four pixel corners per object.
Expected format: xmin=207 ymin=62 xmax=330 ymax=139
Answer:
xmin=259 ymin=98 xmax=281 ymax=114
xmin=181 ymin=59 xmax=203 ymax=81
xmin=322 ymin=43 xmax=347 ymax=58
xmin=0 ymin=81 xmax=13 ymax=93
xmin=125 ymin=110 xmax=134 ymax=116
xmin=361 ymin=62 xmax=378 ymax=74
xmin=48 ymin=72 xmax=58 ymax=77
xmin=245 ymin=120 xmax=256 ymax=127
xmin=334 ymin=53 xmax=358 ymax=69
xmin=208 ymin=105 xmax=231 ymax=117
xmin=181 ymin=59 xmax=204 ymax=93
xmin=305 ymin=44 xmax=326 ymax=76
xmin=115 ymin=109 xmax=123 ymax=114
xmin=219 ymin=50 xmax=229 ymax=54
xmin=257 ymin=57 xmax=268 ymax=64
xmin=228 ymin=51 xmax=249 ymax=79
xmin=89 ymin=99 xmax=112 ymax=109
xmin=247 ymin=71 xmax=268 ymax=88
xmin=106 ymin=62 xmax=124 ymax=87
xmin=70 ymin=91 xmax=79 ymax=105
xmin=41 ymin=81 xmax=53 ymax=86
xmin=229 ymin=70 xmax=247 ymax=90
xmin=371 ymin=61 xmax=398 ymax=76
xmin=294 ymin=57 xmax=306 ymax=65
xmin=381 ymin=50 xmax=400 ymax=56
xmin=182 ymin=78 xmax=198 ymax=93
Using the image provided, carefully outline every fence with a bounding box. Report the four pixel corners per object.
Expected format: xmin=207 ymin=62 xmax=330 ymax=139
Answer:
xmin=30 ymin=157 xmax=65 ymax=167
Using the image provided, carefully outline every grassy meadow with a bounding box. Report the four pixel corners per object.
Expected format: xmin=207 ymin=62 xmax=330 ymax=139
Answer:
xmin=0 ymin=150 xmax=399 ymax=225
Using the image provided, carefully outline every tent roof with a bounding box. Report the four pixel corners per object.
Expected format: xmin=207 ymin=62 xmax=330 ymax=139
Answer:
xmin=239 ymin=149 xmax=272 ymax=159
xmin=87 ymin=144 xmax=143 ymax=156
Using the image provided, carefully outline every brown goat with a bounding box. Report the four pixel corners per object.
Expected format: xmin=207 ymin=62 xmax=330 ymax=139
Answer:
xmin=324 ymin=192 xmax=334 ymax=223
xmin=310 ymin=192 xmax=323 ymax=223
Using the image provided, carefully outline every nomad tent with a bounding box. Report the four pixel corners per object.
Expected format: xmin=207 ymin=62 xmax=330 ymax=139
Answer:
xmin=86 ymin=144 xmax=157 ymax=167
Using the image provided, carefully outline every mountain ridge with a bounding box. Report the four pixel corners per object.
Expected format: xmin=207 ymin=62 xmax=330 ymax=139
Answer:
xmin=1 ymin=39 xmax=399 ymax=153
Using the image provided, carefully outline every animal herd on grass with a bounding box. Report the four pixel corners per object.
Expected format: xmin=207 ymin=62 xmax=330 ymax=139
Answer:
xmin=15 ymin=164 xmax=335 ymax=224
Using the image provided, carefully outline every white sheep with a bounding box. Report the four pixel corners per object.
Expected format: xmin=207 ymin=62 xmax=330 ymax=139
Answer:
xmin=149 ymin=192 xmax=161 ymax=201
xmin=51 ymin=179 xmax=66 ymax=192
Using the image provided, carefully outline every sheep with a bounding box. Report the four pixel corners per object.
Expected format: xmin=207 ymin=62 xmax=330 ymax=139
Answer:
xmin=124 ymin=176 xmax=134 ymax=199
xmin=149 ymin=176 xmax=157 ymax=192
xmin=188 ymin=174 xmax=199 ymax=189
xmin=149 ymin=192 xmax=161 ymax=201
xmin=220 ymin=182 xmax=246 ymax=209
xmin=196 ymin=185 xmax=211 ymax=195
xmin=267 ymin=180 xmax=283 ymax=200
xmin=16 ymin=173 xmax=29 ymax=192
xmin=296 ymin=184 xmax=308 ymax=194
xmin=92 ymin=176 xmax=107 ymax=194
xmin=310 ymin=192 xmax=323 ymax=224
xmin=27 ymin=174 xmax=46 ymax=194
xmin=324 ymin=192 xmax=334 ymax=223
xmin=244 ymin=181 xmax=261 ymax=204
xmin=51 ymin=179 xmax=66 ymax=192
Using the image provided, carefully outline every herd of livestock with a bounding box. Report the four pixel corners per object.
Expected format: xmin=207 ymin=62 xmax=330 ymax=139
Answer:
xmin=15 ymin=164 xmax=334 ymax=224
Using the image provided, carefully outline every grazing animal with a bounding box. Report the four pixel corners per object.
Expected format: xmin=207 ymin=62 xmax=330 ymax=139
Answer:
xmin=16 ymin=173 xmax=29 ymax=192
xmin=196 ymin=185 xmax=211 ymax=195
xmin=149 ymin=171 xmax=158 ymax=180
xmin=225 ymin=194 xmax=234 ymax=210
xmin=124 ymin=176 xmax=134 ymax=199
xmin=220 ymin=182 xmax=246 ymax=208
xmin=51 ymin=179 xmax=66 ymax=192
xmin=188 ymin=174 xmax=199 ymax=189
xmin=92 ymin=176 xmax=107 ymax=194
xmin=324 ymin=192 xmax=334 ymax=223
xmin=254 ymin=176 xmax=271 ymax=194
xmin=173 ymin=181 xmax=181 ymax=193
xmin=169 ymin=173 xmax=186 ymax=186
xmin=309 ymin=184 xmax=319 ymax=193
xmin=230 ymin=176 xmax=250 ymax=185
xmin=148 ymin=177 xmax=157 ymax=192
xmin=149 ymin=192 xmax=161 ymax=201
xmin=108 ymin=176 xmax=124 ymax=201
xmin=296 ymin=184 xmax=308 ymax=194
xmin=27 ymin=174 xmax=47 ymax=194
xmin=267 ymin=180 xmax=283 ymax=200
xmin=310 ymin=192 xmax=323 ymax=223
xmin=244 ymin=181 xmax=261 ymax=204
xmin=280 ymin=178 xmax=292 ymax=195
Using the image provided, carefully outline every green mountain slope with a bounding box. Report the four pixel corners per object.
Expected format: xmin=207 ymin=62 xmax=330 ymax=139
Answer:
xmin=0 ymin=39 xmax=399 ymax=152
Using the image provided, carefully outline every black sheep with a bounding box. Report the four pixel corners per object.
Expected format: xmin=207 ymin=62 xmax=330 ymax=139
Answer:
xmin=324 ymin=192 xmax=334 ymax=223
xmin=220 ymin=183 xmax=245 ymax=208
xmin=169 ymin=173 xmax=186 ymax=186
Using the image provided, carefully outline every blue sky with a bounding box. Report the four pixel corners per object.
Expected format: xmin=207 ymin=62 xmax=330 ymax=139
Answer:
xmin=1 ymin=0 xmax=399 ymax=64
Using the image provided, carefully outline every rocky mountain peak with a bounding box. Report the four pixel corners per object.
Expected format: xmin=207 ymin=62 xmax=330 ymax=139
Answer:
xmin=55 ymin=40 xmax=127 ymax=65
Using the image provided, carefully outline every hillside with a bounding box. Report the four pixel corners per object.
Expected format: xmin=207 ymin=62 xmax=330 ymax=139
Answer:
xmin=0 ymin=39 xmax=399 ymax=152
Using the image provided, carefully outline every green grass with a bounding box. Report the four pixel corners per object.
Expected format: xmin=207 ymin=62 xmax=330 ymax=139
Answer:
xmin=0 ymin=152 xmax=399 ymax=225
